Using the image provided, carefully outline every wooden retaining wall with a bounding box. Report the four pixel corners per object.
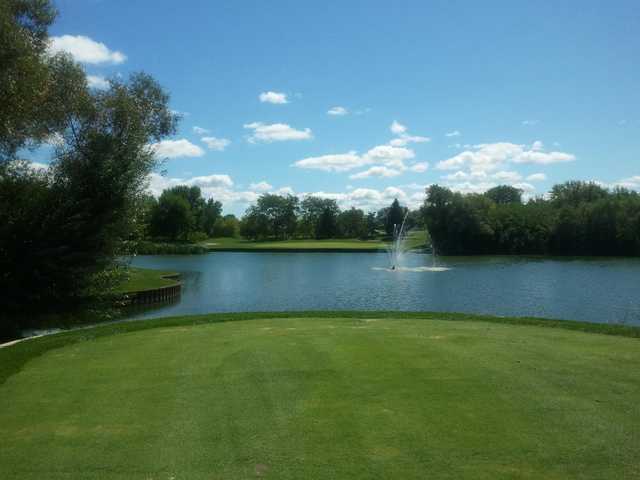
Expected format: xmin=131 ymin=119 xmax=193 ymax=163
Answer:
xmin=125 ymin=283 xmax=182 ymax=306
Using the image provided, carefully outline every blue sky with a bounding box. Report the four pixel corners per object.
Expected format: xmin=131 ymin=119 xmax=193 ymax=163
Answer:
xmin=37 ymin=0 xmax=640 ymax=214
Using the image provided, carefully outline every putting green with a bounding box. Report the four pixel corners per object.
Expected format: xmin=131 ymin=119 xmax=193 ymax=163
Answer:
xmin=1 ymin=316 xmax=639 ymax=479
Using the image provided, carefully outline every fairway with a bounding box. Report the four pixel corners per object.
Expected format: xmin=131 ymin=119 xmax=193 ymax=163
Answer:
xmin=1 ymin=316 xmax=639 ymax=479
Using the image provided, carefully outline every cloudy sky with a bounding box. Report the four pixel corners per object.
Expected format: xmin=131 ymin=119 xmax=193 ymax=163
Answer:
xmin=36 ymin=0 xmax=640 ymax=214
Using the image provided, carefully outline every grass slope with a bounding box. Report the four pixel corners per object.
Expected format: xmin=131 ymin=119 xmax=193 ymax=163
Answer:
xmin=113 ymin=267 xmax=180 ymax=294
xmin=1 ymin=312 xmax=639 ymax=479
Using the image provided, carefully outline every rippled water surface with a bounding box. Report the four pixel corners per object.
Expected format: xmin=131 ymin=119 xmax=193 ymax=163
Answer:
xmin=128 ymin=252 xmax=640 ymax=325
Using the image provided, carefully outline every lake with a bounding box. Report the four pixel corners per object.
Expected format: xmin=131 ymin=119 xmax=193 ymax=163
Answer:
xmin=127 ymin=252 xmax=640 ymax=326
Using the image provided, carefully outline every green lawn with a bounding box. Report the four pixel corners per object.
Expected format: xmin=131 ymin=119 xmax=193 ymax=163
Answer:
xmin=113 ymin=267 xmax=179 ymax=294
xmin=201 ymin=230 xmax=429 ymax=251
xmin=1 ymin=312 xmax=639 ymax=479
xmin=201 ymin=236 xmax=388 ymax=250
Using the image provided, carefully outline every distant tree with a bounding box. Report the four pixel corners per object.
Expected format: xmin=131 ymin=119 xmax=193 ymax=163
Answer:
xmin=149 ymin=192 xmax=193 ymax=240
xmin=317 ymin=206 xmax=339 ymax=239
xmin=485 ymin=185 xmax=523 ymax=205
xmin=365 ymin=212 xmax=379 ymax=239
xmin=201 ymin=198 xmax=223 ymax=236
xmin=299 ymin=196 xmax=340 ymax=239
xmin=385 ymin=199 xmax=407 ymax=236
xmin=240 ymin=206 xmax=269 ymax=240
xmin=250 ymin=194 xmax=299 ymax=239
xmin=213 ymin=214 xmax=239 ymax=237
xmin=550 ymin=181 xmax=608 ymax=207
xmin=337 ymin=207 xmax=367 ymax=239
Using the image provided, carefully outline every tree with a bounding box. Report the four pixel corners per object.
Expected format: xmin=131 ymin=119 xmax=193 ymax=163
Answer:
xmin=251 ymin=194 xmax=299 ymax=239
xmin=485 ymin=185 xmax=523 ymax=205
xmin=0 ymin=35 xmax=177 ymax=330
xmin=213 ymin=214 xmax=239 ymax=237
xmin=550 ymin=181 xmax=608 ymax=207
xmin=365 ymin=212 xmax=379 ymax=239
xmin=299 ymin=196 xmax=338 ymax=239
xmin=201 ymin=198 xmax=223 ymax=236
xmin=149 ymin=192 xmax=193 ymax=240
xmin=385 ymin=198 xmax=406 ymax=236
xmin=240 ymin=206 xmax=269 ymax=240
xmin=0 ymin=0 xmax=71 ymax=163
xmin=337 ymin=208 xmax=367 ymax=239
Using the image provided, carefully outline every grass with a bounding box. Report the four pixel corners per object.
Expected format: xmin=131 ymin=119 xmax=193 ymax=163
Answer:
xmin=113 ymin=267 xmax=180 ymax=294
xmin=201 ymin=236 xmax=388 ymax=251
xmin=1 ymin=312 xmax=639 ymax=479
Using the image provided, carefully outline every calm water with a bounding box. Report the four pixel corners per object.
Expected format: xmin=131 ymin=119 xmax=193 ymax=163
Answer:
xmin=128 ymin=252 xmax=640 ymax=325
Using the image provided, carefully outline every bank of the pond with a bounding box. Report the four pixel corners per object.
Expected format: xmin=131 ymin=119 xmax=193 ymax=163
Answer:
xmin=113 ymin=267 xmax=182 ymax=306
xmin=131 ymin=231 xmax=429 ymax=254
xmin=1 ymin=312 xmax=639 ymax=479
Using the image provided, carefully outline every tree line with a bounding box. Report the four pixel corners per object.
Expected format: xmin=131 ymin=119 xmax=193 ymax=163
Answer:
xmin=423 ymin=182 xmax=640 ymax=256
xmin=142 ymin=188 xmax=422 ymax=242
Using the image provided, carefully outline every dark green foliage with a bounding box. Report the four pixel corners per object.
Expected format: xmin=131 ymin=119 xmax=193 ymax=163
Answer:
xmin=384 ymin=198 xmax=408 ymax=236
xmin=337 ymin=208 xmax=367 ymax=239
xmin=149 ymin=192 xmax=193 ymax=240
xmin=485 ymin=185 xmax=523 ymax=204
xmin=240 ymin=194 xmax=299 ymax=240
xmin=202 ymin=198 xmax=223 ymax=236
xmin=213 ymin=214 xmax=239 ymax=237
xmin=424 ymin=182 xmax=640 ymax=256
xmin=147 ymin=186 xmax=223 ymax=240
xmin=0 ymin=0 xmax=63 ymax=162
xmin=0 ymin=1 xmax=179 ymax=332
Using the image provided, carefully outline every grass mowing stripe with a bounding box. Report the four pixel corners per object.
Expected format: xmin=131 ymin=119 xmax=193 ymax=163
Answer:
xmin=1 ymin=311 xmax=638 ymax=387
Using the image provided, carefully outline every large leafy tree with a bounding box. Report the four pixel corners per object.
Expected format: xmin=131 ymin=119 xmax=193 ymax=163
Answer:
xmin=0 ymin=0 xmax=75 ymax=163
xmin=0 ymin=1 xmax=178 ymax=337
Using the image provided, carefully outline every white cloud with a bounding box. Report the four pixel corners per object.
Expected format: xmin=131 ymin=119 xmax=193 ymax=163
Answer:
xmin=364 ymin=145 xmax=415 ymax=169
xmin=531 ymin=140 xmax=544 ymax=151
xmin=409 ymin=162 xmax=429 ymax=173
xmin=349 ymin=166 xmax=403 ymax=179
xmin=188 ymin=174 xmax=233 ymax=188
xmin=193 ymin=126 xmax=210 ymax=135
xmin=86 ymin=75 xmax=109 ymax=90
xmin=512 ymin=182 xmax=536 ymax=193
xmin=201 ymin=136 xmax=230 ymax=151
xmin=49 ymin=35 xmax=126 ymax=64
xmin=390 ymin=134 xmax=430 ymax=147
xmin=390 ymin=120 xmax=407 ymax=135
xmin=513 ymin=150 xmax=575 ymax=165
xmin=244 ymin=122 xmax=312 ymax=143
xmin=294 ymin=143 xmax=420 ymax=176
xmin=293 ymin=152 xmax=366 ymax=172
xmin=445 ymin=130 xmax=461 ymax=137
xmin=259 ymin=91 xmax=288 ymax=104
xmin=492 ymin=170 xmax=522 ymax=182
xmin=526 ymin=173 xmax=547 ymax=182
xmin=616 ymin=175 xmax=640 ymax=189
xmin=327 ymin=106 xmax=348 ymax=116
xmin=437 ymin=142 xmax=575 ymax=172
xmin=149 ymin=139 xmax=205 ymax=159
xmin=304 ymin=186 xmax=415 ymax=210
xmin=249 ymin=181 xmax=273 ymax=192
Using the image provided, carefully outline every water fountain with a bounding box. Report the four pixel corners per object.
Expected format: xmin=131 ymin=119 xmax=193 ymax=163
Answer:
xmin=374 ymin=212 xmax=451 ymax=272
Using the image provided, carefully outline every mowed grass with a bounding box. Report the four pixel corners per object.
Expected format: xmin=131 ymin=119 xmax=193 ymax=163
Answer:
xmin=202 ymin=236 xmax=388 ymax=250
xmin=113 ymin=267 xmax=179 ymax=294
xmin=201 ymin=230 xmax=429 ymax=251
xmin=1 ymin=316 xmax=639 ymax=479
